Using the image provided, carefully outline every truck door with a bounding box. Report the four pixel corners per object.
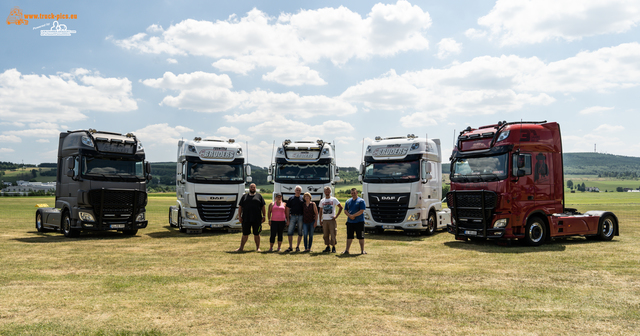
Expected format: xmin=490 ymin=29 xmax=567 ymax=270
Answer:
xmin=533 ymin=152 xmax=553 ymax=212
xmin=511 ymin=153 xmax=535 ymax=227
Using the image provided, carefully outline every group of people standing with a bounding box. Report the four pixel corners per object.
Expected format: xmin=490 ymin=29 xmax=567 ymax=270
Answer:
xmin=235 ymin=184 xmax=366 ymax=255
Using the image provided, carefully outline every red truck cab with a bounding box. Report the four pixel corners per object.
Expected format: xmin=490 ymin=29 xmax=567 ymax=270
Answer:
xmin=446 ymin=121 xmax=619 ymax=245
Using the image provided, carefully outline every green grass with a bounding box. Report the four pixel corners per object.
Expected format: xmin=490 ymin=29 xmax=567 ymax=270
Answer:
xmin=1 ymin=193 xmax=639 ymax=334
xmin=565 ymin=175 xmax=640 ymax=192
xmin=1 ymin=168 xmax=57 ymax=183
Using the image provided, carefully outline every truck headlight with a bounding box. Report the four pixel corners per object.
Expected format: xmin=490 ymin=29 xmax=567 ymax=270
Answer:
xmin=493 ymin=218 xmax=508 ymax=228
xmin=407 ymin=213 xmax=420 ymax=221
xmin=136 ymin=212 xmax=146 ymax=222
xmin=185 ymin=211 xmax=198 ymax=220
xmin=364 ymin=212 xmax=370 ymax=220
xmin=79 ymin=212 xmax=95 ymax=222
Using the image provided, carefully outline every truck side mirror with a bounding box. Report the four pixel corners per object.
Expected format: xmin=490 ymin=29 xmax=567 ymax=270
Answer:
xmin=517 ymin=169 xmax=526 ymax=177
xmin=245 ymin=165 xmax=251 ymax=176
xmin=517 ymin=155 xmax=526 ymax=168
xmin=146 ymin=174 xmax=153 ymax=181
xmin=267 ymin=175 xmax=273 ymax=183
xmin=359 ymin=163 xmax=364 ymax=175
xmin=66 ymin=157 xmax=75 ymax=170
xmin=358 ymin=175 xmax=363 ymax=183
xmin=334 ymin=176 xmax=341 ymax=182
xmin=66 ymin=169 xmax=74 ymax=178
xmin=145 ymin=161 xmax=151 ymax=175
xmin=246 ymin=176 xmax=253 ymax=183
xmin=268 ymin=165 xmax=273 ymax=175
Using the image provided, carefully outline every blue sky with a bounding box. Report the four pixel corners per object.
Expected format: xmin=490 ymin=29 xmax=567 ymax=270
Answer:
xmin=1 ymin=0 xmax=639 ymax=168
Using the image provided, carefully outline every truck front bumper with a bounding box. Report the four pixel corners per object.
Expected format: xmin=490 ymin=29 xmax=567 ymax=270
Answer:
xmin=364 ymin=209 xmax=424 ymax=231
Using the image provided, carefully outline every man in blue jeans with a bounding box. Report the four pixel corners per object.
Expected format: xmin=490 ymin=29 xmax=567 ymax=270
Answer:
xmin=343 ymin=188 xmax=366 ymax=254
xmin=284 ymin=185 xmax=304 ymax=252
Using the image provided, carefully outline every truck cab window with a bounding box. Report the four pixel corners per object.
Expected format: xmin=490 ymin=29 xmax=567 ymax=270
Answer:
xmin=513 ymin=153 xmax=532 ymax=176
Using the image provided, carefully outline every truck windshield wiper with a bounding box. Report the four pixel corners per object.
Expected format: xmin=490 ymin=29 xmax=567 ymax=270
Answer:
xmin=479 ymin=173 xmax=500 ymax=182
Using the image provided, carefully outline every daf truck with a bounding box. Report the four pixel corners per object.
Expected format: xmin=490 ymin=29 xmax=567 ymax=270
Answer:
xmin=446 ymin=121 xmax=619 ymax=245
xmin=168 ymin=138 xmax=251 ymax=233
xmin=35 ymin=129 xmax=150 ymax=237
xmin=359 ymin=134 xmax=451 ymax=235
xmin=267 ymin=140 xmax=340 ymax=231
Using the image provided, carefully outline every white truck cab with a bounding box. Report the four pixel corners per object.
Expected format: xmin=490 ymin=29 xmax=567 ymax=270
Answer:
xmin=169 ymin=138 xmax=251 ymax=233
xmin=360 ymin=134 xmax=451 ymax=235
xmin=267 ymin=140 xmax=340 ymax=230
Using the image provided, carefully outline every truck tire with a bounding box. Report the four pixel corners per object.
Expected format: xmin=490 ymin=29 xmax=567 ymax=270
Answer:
xmin=35 ymin=210 xmax=48 ymax=233
xmin=169 ymin=208 xmax=177 ymax=228
xmin=597 ymin=215 xmax=616 ymax=241
xmin=524 ymin=216 xmax=545 ymax=246
xmin=62 ymin=211 xmax=80 ymax=238
xmin=122 ymin=229 xmax=138 ymax=236
xmin=423 ymin=211 xmax=436 ymax=236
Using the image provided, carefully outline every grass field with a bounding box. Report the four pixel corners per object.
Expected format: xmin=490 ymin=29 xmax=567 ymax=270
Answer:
xmin=1 ymin=193 xmax=639 ymax=335
xmin=565 ymin=175 xmax=640 ymax=192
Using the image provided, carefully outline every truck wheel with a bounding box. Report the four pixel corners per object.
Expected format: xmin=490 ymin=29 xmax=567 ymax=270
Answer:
xmin=423 ymin=211 xmax=436 ymax=236
xmin=597 ymin=215 xmax=616 ymax=241
xmin=62 ymin=211 xmax=80 ymax=238
xmin=122 ymin=229 xmax=138 ymax=236
xmin=35 ymin=211 xmax=47 ymax=233
xmin=169 ymin=208 xmax=177 ymax=228
xmin=524 ymin=216 xmax=545 ymax=246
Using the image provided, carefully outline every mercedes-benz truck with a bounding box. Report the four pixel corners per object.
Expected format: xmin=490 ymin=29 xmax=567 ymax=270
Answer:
xmin=35 ymin=129 xmax=150 ymax=237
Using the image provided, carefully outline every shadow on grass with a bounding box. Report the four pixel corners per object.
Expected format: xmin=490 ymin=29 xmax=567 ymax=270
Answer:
xmin=14 ymin=230 xmax=140 ymax=243
xmin=365 ymin=230 xmax=447 ymax=241
xmin=146 ymin=226 xmax=232 ymax=239
xmin=443 ymin=236 xmax=618 ymax=253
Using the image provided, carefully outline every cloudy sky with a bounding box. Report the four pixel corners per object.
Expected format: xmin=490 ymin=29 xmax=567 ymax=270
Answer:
xmin=1 ymin=0 xmax=639 ymax=167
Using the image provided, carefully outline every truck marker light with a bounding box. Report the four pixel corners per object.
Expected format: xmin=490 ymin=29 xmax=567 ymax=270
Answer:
xmin=136 ymin=212 xmax=145 ymax=222
xmin=185 ymin=211 xmax=198 ymax=220
xmin=410 ymin=143 xmax=419 ymax=150
xmin=496 ymin=130 xmax=510 ymax=142
xmin=188 ymin=145 xmax=197 ymax=153
xmin=81 ymin=136 xmax=94 ymax=147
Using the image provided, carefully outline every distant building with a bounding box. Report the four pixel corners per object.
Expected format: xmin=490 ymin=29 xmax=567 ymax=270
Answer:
xmin=2 ymin=182 xmax=11 ymax=187
xmin=628 ymin=190 xmax=640 ymax=193
xmin=1 ymin=181 xmax=56 ymax=195
xmin=586 ymin=187 xmax=600 ymax=192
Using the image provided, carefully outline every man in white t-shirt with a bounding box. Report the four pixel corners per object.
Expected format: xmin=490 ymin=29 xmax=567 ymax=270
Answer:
xmin=318 ymin=186 xmax=343 ymax=253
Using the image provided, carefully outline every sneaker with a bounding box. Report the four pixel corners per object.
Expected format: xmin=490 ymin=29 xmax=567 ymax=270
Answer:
xmin=331 ymin=247 xmax=336 ymax=253
xmin=284 ymin=247 xmax=293 ymax=252
xmin=323 ymin=247 xmax=331 ymax=253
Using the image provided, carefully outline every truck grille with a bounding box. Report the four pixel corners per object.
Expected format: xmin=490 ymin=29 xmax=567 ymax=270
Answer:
xmin=447 ymin=190 xmax=497 ymax=231
xmin=88 ymin=189 xmax=147 ymax=218
xmin=196 ymin=200 xmax=236 ymax=222
xmin=368 ymin=193 xmax=410 ymax=224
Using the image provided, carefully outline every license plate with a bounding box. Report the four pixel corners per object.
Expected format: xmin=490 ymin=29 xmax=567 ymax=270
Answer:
xmin=211 ymin=224 xmax=223 ymax=228
xmin=383 ymin=225 xmax=395 ymax=229
xmin=464 ymin=230 xmax=477 ymax=236
xmin=111 ymin=224 xmax=125 ymax=229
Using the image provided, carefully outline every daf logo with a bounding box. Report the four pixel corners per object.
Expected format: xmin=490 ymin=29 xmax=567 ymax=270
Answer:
xmin=209 ymin=196 xmax=225 ymax=201
xmin=381 ymin=196 xmax=396 ymax=201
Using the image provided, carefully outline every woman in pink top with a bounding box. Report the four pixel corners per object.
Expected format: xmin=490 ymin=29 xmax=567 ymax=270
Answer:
xmin=267 ymin=193 xmax=288 ymax=252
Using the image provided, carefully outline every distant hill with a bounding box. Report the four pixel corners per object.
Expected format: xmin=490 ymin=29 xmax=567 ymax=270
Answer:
xmin=442 ymin=152 xmax=640 ymax=177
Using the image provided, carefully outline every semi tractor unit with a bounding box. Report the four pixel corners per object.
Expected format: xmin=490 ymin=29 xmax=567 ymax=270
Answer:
xmin=35 ymin=129 xmax=150 ymax=237
xmin=446 ymin=121 xmax=619 ymax=245
xmin=169 ymin=138 xmax=251 ymax=233
xmin=267 ymin=140 xmax=340 ymax=230
xmin=359 ymin=135 xmax=451 ymax=235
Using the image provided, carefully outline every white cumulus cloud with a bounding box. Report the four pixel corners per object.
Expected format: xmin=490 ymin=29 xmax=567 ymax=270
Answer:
xmin=478 ymin=0 xmax=640 ymax=45
xmin=248 ymin=117 xmax=354 ymax=137
xmin=436 ymin=38 xmax=462 ymax=59
xmin=262 ymin=65 xmax=327 ymax=86
xmin=579 ymin=106 xmax=615 ymax=115
xmin=0 ymin=135 xmax=21 ymax=143
xmin=0 ymin=68 xmax=137 ymax=123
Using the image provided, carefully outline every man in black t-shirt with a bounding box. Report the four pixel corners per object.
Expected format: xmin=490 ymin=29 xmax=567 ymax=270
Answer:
xmin=236 ymin=183 xmax=266 ymax=252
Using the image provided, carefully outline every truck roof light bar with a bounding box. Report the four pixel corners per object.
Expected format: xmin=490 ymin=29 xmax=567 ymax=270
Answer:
xmin=228 ymin=139 xmax=235 ymax=143
xmin=194 ymin=137 xmax=202 ymax=142
xmin=375 ymin=136 xmax=382 ymax=141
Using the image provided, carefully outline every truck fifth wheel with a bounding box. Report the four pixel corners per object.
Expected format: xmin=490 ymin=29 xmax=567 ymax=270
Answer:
xmin=446 ymin=121 xmax=619 ymax=246
xmin=35 ymin=129 xmax=151 ymax=237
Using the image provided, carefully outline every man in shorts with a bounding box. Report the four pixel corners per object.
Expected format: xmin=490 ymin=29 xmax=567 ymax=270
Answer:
xmin=236 ymin=183 xmax=266 ymax=252
xmin=318 ymin=186 xmax=342 ymax=253
xmin=343 ymin=188 xmax=366 ymax=254
xmin=284 ymin=186 xmax=304 ymax=252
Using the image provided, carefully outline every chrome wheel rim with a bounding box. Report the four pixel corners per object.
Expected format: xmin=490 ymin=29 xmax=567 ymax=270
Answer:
xmin=602 ymin=218 xmax=614 ymax=237
xmin=428 ymin=215 xmax=435 ymax=232
xmin=529 ymin=222 xmax=544 ymax=243
xmin=36 ymin=214 xmax=42 ymax=229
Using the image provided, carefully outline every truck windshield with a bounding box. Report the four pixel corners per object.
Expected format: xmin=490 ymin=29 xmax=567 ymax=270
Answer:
xmin=275 ymin=163 xmax=330 ymax=183
xmin=187 ymin=162 xmax=244 ymax=184
xmin=363 ymin=160 xmax=419 ymax=183
xmin=451 ymin=153 xmax=508 ymax=182
xmin=82 ymin=157 xmax=144 ymax=181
